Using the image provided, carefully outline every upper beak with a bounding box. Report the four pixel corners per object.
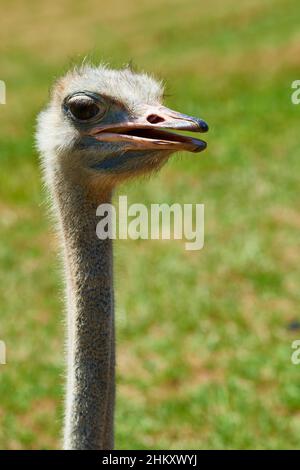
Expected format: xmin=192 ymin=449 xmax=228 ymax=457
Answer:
xmin=89 ymin=105 xmax=208 ymax=153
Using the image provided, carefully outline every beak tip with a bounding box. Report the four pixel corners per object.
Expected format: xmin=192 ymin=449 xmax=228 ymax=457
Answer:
xmin=198 ymin=119 xmax=209 ymax=133
xmin=192 ymin=140 xmax=207 ymax=152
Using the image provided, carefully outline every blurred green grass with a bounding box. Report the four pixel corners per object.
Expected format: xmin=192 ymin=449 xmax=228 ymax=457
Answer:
xmin=0 ymin=0 xmax=300 ymax=449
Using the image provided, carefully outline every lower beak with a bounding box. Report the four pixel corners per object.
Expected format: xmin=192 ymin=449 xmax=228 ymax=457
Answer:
xmin=89 ymin=105 xmax=208 ymax=153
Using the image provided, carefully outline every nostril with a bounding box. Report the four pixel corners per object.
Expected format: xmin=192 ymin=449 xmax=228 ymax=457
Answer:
xmin=147 ymin=114 xmax=165 ymax=124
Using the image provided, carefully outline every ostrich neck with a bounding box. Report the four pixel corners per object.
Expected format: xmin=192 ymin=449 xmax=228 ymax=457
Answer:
xmin=53 ymin=171 xmax=115 ymax=450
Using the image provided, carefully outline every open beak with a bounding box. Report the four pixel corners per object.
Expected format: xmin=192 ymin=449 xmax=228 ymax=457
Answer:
xmin=88 ymin=105 xmax=208 ymax=153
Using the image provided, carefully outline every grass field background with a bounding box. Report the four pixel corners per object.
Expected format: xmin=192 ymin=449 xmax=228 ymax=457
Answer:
xmin=0 ymin=0 xmax=300 ymax=449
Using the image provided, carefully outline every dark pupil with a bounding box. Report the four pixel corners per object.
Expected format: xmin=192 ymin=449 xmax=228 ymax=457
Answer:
xmin=69 ymin=100 xmax=99 ymax=120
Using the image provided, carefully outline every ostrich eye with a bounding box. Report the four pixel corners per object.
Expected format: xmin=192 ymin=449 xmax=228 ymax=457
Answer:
xmin=67 ymin=96 xmax=102 ymax=121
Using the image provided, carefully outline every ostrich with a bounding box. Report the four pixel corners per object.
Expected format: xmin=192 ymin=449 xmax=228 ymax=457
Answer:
xmin=36 ymin=64 xmax=208 ymax=450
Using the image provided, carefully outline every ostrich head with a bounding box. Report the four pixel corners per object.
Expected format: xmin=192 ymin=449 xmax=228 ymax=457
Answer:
xmin=37 ymin=64 xmax=208 ymax=189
